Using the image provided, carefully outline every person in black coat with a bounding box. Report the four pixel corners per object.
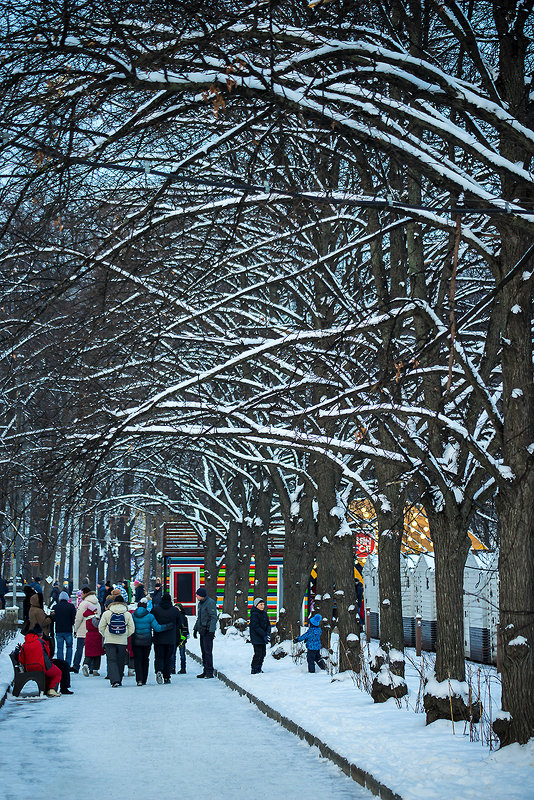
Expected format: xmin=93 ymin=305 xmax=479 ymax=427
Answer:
xmin=54 ymin=591 xmax=76 ymax=665
xmin=152 ymin=593 xmax=181 ymax=683
xmin=134 ymin=581 xmax=146 ymax=603
xmin=249 ymin=598 xmax=271 ymax=674
xmin=50 ymin=582 xmax=61 ymax=605
xmin=22 ymin=585 xmax=37 ymax=630
xmin=151 ymin=581 xmax=162 ymax=608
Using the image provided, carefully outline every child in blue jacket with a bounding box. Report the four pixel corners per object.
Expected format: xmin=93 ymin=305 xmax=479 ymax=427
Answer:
xmin=294 ymin=613 xmax=327 ymax=673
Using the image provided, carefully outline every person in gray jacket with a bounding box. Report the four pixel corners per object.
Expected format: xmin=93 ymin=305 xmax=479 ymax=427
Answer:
xmin=193 ymin=587 xmax=217 ymax=678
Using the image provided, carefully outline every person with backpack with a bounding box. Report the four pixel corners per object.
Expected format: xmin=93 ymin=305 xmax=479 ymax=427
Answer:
xmin=152 ymin=593 xmax=181 ymax=684
xmin=132 ymin=597 xmax=171 ymax=685
xmin=98 ymin=594 xmax=134 ymax=687
xmin=249 ymin=598 xmax=271 ymax=674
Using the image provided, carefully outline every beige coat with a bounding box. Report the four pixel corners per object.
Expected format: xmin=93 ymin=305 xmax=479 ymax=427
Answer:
xmin=74 ymin=594 xmax=101 ymax=638
xmin=98 ymin=601 xmax=135 ymax=645
xmin=28 ymin=594 xmax=52 ymax=635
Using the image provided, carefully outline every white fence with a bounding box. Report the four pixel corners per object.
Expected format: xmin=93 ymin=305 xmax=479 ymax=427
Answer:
xmin=363 ymin=550 xmax=499 ymax=664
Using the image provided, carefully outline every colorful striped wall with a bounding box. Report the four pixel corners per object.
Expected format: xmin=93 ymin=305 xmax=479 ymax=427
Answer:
xmin=165 ymin=556 xmax=281 ymax=620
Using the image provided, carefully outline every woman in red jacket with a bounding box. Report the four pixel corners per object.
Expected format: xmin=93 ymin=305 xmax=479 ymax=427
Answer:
xmin=82 ymin=604 xmax=105 ymax=676
xmin=19 ymin=625 xmax=62 ymax=696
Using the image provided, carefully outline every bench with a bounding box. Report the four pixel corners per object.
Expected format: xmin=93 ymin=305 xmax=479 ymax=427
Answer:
xmin=9 ymin=649 xmax=46 ymax=697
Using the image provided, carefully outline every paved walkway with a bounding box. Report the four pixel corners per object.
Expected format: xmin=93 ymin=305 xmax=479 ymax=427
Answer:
xmin=0 ymin=664 xmax=372 ymax=800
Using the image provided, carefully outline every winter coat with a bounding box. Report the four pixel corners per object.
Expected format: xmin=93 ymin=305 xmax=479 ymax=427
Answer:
xmin=50 ymin=585 xmax=60 ymax=604
xmin=98 ymin=601 xmax=135 ymax=646
xmin=175 ymin=608 xmax=189 ymax=644
xmin=151 ymin=587 xmax=162 ymax=608
xmin=19 ymin=632 xmax=51 ymax=672
xmin=193 ymin=596 xmax=217 ymax=636
xmin=134 ymin=583 xmax=146 ymax=603
xmin=28 ymin=594 xmax=52 ymax=635
xmin=249 ymin=605 xmax=271 ymax=646
xmin=296 ymin=619 xmax=322 ymax=651
xmin=152 ymin=596 xmax=181 ymax=645
xmin=54 ymin=598 xmax=76 ymax=633
xmin=74 ymin=594 xmax=101 ymax=638
xmin=83 ymin=607 xmax=105 ymax=657
xmin=132 ymin=606 xmax=169 ymax=646
xmin=97 ymin=584 xmax=106 ymax=606
xmin=0 ymin=577 xmax=7 ymax=596
xmin=29 ymin=580 xmax=43 ymax=594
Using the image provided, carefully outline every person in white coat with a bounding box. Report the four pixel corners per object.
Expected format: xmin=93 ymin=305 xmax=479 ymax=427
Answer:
xmin=98 ymin=595 xmax=135 ymax=687
xmin=72 ymin=587 xmax=101 ymax=673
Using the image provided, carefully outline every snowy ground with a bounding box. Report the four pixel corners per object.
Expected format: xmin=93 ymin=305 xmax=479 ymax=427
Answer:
xmin=187 ymin=628 xmax=534 ymax=800
xmin=0 ymin=637 xmax=371 ymax=800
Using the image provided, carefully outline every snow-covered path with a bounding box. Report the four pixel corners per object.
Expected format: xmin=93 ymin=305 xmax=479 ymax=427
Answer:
xmin=0 ymin=666 xmax=370 ymax=800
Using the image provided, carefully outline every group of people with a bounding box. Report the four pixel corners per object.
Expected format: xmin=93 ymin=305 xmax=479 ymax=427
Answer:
xmin=17 ymin=579 xmax=192 ymax=694
xmin=16 ymin=577 xmax=326 ymax=697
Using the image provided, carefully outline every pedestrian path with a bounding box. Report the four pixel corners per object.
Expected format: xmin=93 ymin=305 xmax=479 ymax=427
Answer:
xmin=0 ymin=665 xmax=372 ymax=800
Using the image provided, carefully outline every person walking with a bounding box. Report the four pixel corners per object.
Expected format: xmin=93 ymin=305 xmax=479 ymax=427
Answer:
xmin=134 ymin=580 xmax=146 ymax=603
xmin=82 ymin=602 xmax=105 ymax=676
xmin=54 ymin=591 xmax=76 ymax=665
xmin=192 ymin=587 xmax=217 ymax=679
xmin=249 ymin=598 xmax=271 ymax=674
xmin=50 ymin=582 xmax=61 ymax=606
xmin=0 ymin=575 xmax=6 ymax=609
xmin=293 ymin=613 xmax=327 ymax=673
xmin=152 ymin=593 xmax=180 ymax=684
xmin=98 ymin=594 xmax=134 ymax=687
xmin=151 ymin=581 xmax=162 ymax=608
xmin=72 ymin=587 xmax=100 ymax=673
xmin=132 ymin=597 xmax=170 ymax=685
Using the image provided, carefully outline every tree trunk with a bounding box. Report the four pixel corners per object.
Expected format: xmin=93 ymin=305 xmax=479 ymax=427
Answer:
xmin=235 ymin=520 xmax=253 ymax=620
xmin=331 ymin=526 xmax=361 ymax=673
xmin=375 ymin=491 xmax=406 ymax=675
xmin=496 ymin=483 xmax=534 ymax=746
xmin=428 ymin=509 xmax=470 ymax=684
xmin=222 ymin=520 xmax=239 ymax=618
xmin=252 ymin=477 xmax=273 ymax=603
xmin=79 ymin=515 xmax=91 ymax=588
xmin=276 ymin=488 xmax=317 ymax=642
xmin=203 ymin=526 xmax=219 ymax=599
xmin=143 ymin=516 xmax=152 ymax=591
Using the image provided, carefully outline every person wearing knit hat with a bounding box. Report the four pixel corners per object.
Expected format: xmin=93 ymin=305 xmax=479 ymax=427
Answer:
xmin=293 ymin=613 xmax=327 ymax=673
xmin=249 ymin=599 xmax=271 ymax=674
xmin=193 ymin=587 xmax=217 ymax=678
xmin=54 ymin=590 xmax=76 ymax=665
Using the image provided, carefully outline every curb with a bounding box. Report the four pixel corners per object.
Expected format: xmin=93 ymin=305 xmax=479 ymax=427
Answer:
xmin=187 ymin=649 xmax=403 ymax=800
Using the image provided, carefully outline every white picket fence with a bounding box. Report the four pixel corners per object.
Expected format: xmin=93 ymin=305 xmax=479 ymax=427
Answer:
xmin=363 ymin=550 xmax=499 ymax=664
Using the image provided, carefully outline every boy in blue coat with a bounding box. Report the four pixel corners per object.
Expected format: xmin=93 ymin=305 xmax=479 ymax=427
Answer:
xmin=293 ymin=613 xmax=327 ymax=673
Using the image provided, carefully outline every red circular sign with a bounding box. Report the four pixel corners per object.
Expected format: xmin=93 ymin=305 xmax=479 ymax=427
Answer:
xmin=356 ymin=534 xmax=375 ymax=558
